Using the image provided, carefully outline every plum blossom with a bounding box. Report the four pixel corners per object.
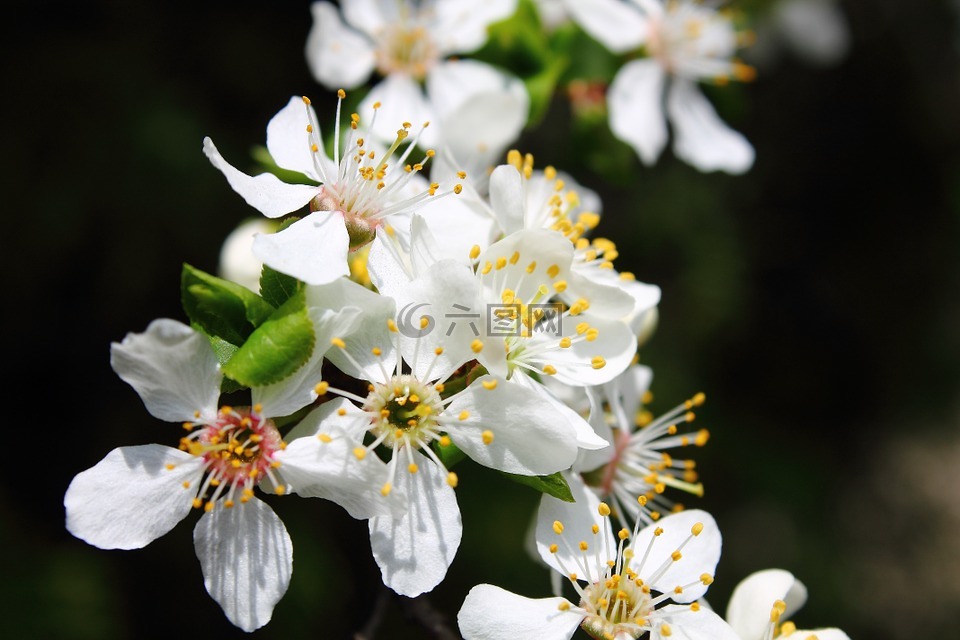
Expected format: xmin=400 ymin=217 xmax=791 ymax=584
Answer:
xmin=305 ymin=0 xmax=528 ymax=168
xmin=570 ymin=0 xmax=756 ymax=173
xmin=64 ymin=316 xmax=393 ymax=631
xmin=726 ymin=568 xmax=851 ymax=640
xmin=204 ymin=94 xmax=463 ymax=286
xmin=459 ymin=501 xmax=737 ymax=640
xmin=292 ymin=276 xmax=583 ymax=597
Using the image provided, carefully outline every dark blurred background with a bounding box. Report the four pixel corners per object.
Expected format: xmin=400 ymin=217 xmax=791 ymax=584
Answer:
xmin=5 ymin=0 xmax=960 ymax=638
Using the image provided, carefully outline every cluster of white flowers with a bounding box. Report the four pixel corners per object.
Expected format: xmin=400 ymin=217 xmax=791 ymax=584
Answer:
xmin=64 ymin=1 xmax=851 ymax=637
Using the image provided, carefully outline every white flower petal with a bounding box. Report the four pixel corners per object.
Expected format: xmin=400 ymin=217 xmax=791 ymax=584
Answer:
xmin=488 ymin=164 xmax=526 ymax=236
xmin=545 ymin=314 xmax=635 ymax=387
xmin=789 ymin=629 xmax=850 ymax=640
xmin=477 ymin=229 xmax=574 ymax=305
xmin=445 ymin=375 xmax=579 ymax=475
xmin=666 ymin=79 xmax=754 ymax=174
xmin=394 ymin=259 xmax=484 ymax=381
xmin=631 ymin=509 xmax=721 ymax=602
xmin=564 ymin=267 xmax=636 ymax=319
xmin=535 ymin=474 xmax=607 ymax=575
xmin=561 ymin=0 xmax=648 ymax=53
xmin=252 ymin=306 xmax=364 ymax=417
xmin=572 ymin=385 xmax=615 ymax=473
xmin=367 ymin=226 xmax=415 ymax=297
xmin=517 ymin=375 xmax=609 ymax=450
xmin=360 ymin=75 xmax=437 ymax=146
xmin=725 ymin=568 xmax=806 ymax=640
xmin=431 ymin=0 xmax=519 ymax=55
xmin=608 ymin=59 xmax=668 ymax=166
xmin=412 ymin=198 xmax=498 ymax=267
xmin=65 ymin=445 xmax=203 ymax=550
xmin=203 ymin=137 xmax=319 ymax=218
xmin=369 ymin=454 xmax=462 ymax=596
xmin=458 ymin=584 xmax=582 ymax=640
xmin=252 ymin=210 xmax=350 ymax=285
xmin=110 ymin=318 xmax=221 ymax=424
xmin=653 ymin=604 xmax=740 ymax=640
xmin=218 ymin=217 xmax=276 ymax=291
xmin=274 ymin=425 xmax=396 ymax=520
xmin=601 ymin=363 xmax=653 ymax=428
xmin=193 ymin=497 xmax=293 ymax=632
xmin=304 ymin=277 xmax=398 ymax=381
xmin=265 ymin=95 xmax=330 ymax=181
xmin=305 ymin=1 xmax=376 ymax=89
xmin=341 ymin=0 xmax=389 ymax=38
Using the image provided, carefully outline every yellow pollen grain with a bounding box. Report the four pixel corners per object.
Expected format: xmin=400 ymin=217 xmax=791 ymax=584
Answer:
xmin=542 ymin=364 xmax=557 ymax=375
xmin=481 ymin=430 xmax=494 ymax=445
xmin=558 ymin=601 xmax=570 ymax=611
xmin=553 ymin=520 xmax=564 ymax=534
xmin=469 ymin=244 xmax=481 ymax=260
xmin=371 ymin=347 xmax=382 ymax=356
xmin=301 ymin=96 xmax=312 ymax=105
xmin=331 ymin=337 xmax=346 ymax=349
xmin=381 ymin=483 xmax=392 ymax=497
xmin=439 ymin=435 xmax=452 ymax=447
xmin=661 ymin=623 xmax=673 ymax=637
xmin=471 ymin=339 xmax=484 ymax=353
xmin=546 ymin=264 xmax=560 ymax=278
xmin=598 ymin=502 xmax=611 ymax=517
xmin=353 ymin=447 xmax=367 ymax=460
xmin=579 ymin=541 xmax=589 ymax=551
xmin=204 ymin=501 xmax=215 ymax=513
xmin=458 ymin=410 xmax=470 ymax=421
xmin=591 ymin=356 xmax=606 ymax=369
xmin=671 ymin=550 xmax=682 ymax=561
xmin=408 ymin=463 xmax=419 ymax=474
xmin=481 ymin=379 xmax=497 ymax=390
xmin=314 ymin=381 xmax=329 ymax=396
xmin=447 ymin=472 xmax=458 ymax=488
xmin=692 ymin=522 xmax=704 ymax=536
xmin=618 ymin=528 xmax=630 ymax=540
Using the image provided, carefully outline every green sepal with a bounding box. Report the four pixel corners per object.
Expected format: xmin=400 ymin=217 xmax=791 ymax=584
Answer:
xmin=181 ymin=263 xmax=275 ymax=347
xmin=499 ymin=470 xmax=575 ymax=502
xmin=221 ymin=289 xmax=315 ymax=388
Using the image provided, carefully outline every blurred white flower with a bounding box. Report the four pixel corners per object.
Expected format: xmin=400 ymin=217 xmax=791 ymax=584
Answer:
xmin=217 ymin=217 xmax=276 ymax=291
xmin=726 ymin=568 xmax=851 ymax=640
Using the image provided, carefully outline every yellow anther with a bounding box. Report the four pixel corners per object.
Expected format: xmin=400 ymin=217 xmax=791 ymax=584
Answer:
xmin=598 ymin=502 xmax=611 ymax=517
xmin=592 ymin=524 xmax=600 ymax=534
xmin=371 ymin=347 xmax=382 ymax=356
xmin=495 ymin=257 xmax=507 ymax=270
xmin=618 ymin=528 xmax=630 ymax=540
xmin=542 ymin=364 xmax=557 ymax=375
xmin=654 ymin=527 xmax=664 ymax=537
xmin=509 ymin=251 xmax=520 ymax=265
xmin=274 ymin=485 xmax=286 ymax=496
xmin=419 ymin=316 xmax=430 ymax=330
xmin=302 ymin=96 xmax=312 ymax=105
xmin=317 ymin=433 xmax=333 ymax=443
xmin=387 ymin=319 xmax=398 ymax=332
xmin=481 ymin=379 xmax=497 ymax=390
xmin=182 ymin=421 xmax=194 ymax=431
xmin=481 ymin=261 xmax=492 ymax=274
xmin=336 ymin=89 xmax=346 ymax=99
xmin=439 ymin=435 xmax=452 ymax=447
xmin=454 ymin=184 xmax=463 ymax=194
xmin=557 ymin=601 xmax=570 ymax=611
xmin=408 ymin=463 xmax=419 ymax=474
xmin=591 ymin=356 xmax=606 ymax=370
xmin=353 ymin=447 xmax=367 ymax=460
xmin=331 ymin=337 xmax=346 ymax=349
xmin=381 ymin=483 xmax=392 ymax=497
xmin=458 ymin=410 xmax=470 ymax=421
xmin=481 ymin=430 xmax=494 ymax=445
xmin=434 ymin=382 xmax=445 ymax=392
xmin=780 ymin=621 xmax=797 ymax=636
xmin=553 ymin=520 xmax=564 ymax=535
xmin=443 ymin=471 xmax=458 ymax=488
xmin=311 ymin=144 xmax=319 ymax=153
xmin=552 ymin=280 xmax=567 ymax=293
xmin=638 ymin=495 xmax=648 ymax=506
xmin=701 ymin=574 xmax=714 ymax=586
xmin=314 ymin=381 xmax=329 ymax=396
xmin=546 ymin=264 xmax=560 ymax=278
xmin=695 ymin=429 xmax=710 ymax=446
xmin=204 ymin=501 xmax=215 ymax=513
xmin=690 ymin=602 xmax=701 ymax=612
xmin=469 ymin=244 xmax=481 ymax=260
xmin=585 ymin=328 xmax=599 ymax=342
xmin=558 ymin=337 xmax=572 ymax=349
xmin=671 ymin=550 xmax=682 ymax=562
xmin=526 ymin=261 xmax=537 ymax=273
xmin=660 ymin=623 xmax=673 ymax=636
xmin=691 ymin=522 xmax=704 ymax=536
xmin=579 ymin=541 xmax=589 ymax=551
xmin=192 ymin=498 xmax=203 ymax=509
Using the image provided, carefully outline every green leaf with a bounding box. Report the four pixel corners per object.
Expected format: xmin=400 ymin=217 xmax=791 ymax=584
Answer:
xmin=260 ymin=264 xmax=304 ymax=309
xmin=500 ymin=470 xmax=575 ymax=502
xmin=221 ymin=290 xmax=315 ymax=387
xmin=181 ymin=263 xmax=275 ymax=346
xmin=204 ymin=334 xmax=245 ymax=393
